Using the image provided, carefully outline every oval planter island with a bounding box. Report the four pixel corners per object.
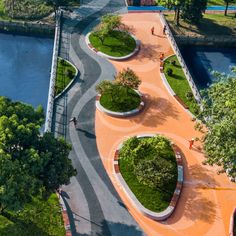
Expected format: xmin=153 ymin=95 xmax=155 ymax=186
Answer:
xmin=113 ymin=134 xmax=184 ymax=221
xmin=96 ymin=89 xmax=144 ymax=118
xmin=85 ymin=31 xmax=140 ymax=61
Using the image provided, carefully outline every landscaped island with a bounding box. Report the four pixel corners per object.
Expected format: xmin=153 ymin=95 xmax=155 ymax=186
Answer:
xmin=96 ymin=67 xmax=143 ymax=114
xmin=119 ymin=135 xmax=178 ymax=212
xmin=89 ymin=14 xmax=137 ymax=58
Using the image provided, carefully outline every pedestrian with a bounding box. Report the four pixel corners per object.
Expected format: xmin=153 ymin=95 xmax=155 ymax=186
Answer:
xmin=70 ymin=117 xmax=77 ymax=126
xmin=189 ymin=138 xmax=195 ymax=149
xmin=151 ymin=26 xmax=154 ymax=35
xmin=160 ymin=53 xmax=164 ymax=61
xmin=163 ymin=25 xmax=167 ymax=35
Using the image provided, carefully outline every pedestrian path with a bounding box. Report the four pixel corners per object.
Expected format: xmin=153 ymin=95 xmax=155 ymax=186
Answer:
xmin=95 ymin=13 xmax=236 ymax=236
xmin=54 ymin=0 xmax=146 ymax=235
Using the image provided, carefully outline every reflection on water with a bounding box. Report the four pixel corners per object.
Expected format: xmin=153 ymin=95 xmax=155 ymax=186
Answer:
xmin=181 ymin=46 xmax=236 ymax=89
xmin=0 ymin=33 xmax=53 ymax=111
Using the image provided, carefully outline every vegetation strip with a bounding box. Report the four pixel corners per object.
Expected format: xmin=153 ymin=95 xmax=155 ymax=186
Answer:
xmin=114 ymin=134 xmax=184 ymax=221
xmin=162 ymin=55 xmax=200 ymax=116
xmin=55 ymin=58 xmax=78 ymax=98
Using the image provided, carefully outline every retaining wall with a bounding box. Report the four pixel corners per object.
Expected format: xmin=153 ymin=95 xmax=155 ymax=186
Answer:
xmin=0 ymin=20 xmax=55 ymax=37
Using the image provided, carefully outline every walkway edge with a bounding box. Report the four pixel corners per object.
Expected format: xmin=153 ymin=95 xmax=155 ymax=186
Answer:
xmin=113 ymin=134 xmax=184 ymax=221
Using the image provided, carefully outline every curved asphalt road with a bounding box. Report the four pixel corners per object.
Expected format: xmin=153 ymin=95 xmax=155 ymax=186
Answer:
xmin=53 ymin=0 xmax=146 ymax=235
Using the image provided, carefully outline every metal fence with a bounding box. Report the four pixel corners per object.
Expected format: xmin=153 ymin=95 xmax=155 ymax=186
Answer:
xmin=159 ymin=13 xmax=202 ymax=103
xmin=44 ymin=11 xmax=62 ymax=132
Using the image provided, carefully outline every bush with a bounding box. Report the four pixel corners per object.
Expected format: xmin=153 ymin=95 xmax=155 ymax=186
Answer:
xmin=166 ymin=68 xmax=173 ymax=76
xmin=95 ymin=80 xmax=113 ymax=94
xmin=170 ymin=60 xmax=176 ymax=66
xmin=66 ymin=69 xmax=74 ymax=79
xmin=186 ymin=91 xmax=194 ymax=100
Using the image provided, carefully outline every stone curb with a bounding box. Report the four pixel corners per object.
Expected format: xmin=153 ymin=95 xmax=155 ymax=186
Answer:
xmin=113 ymin=134 xmax=184 ymax=221
xmin=54 ymin=57 xmax=79 ymax=100
xmin=229 ymin=208 xmax=236 ymax=236
xmin=85 ymin=32 xmax=140 ymax=61
xmin=95 ymin=91 xmax=145 ymax=118
xmin=57 ymin=193 xmax=72 ymax=236
xmin=160 ymin=54 xmax=195 ymax=119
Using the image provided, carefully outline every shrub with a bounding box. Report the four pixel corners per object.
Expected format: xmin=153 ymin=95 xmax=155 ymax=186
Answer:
xmin=95 ymin=80 xmax=113 ymax=94
xmin=170 ymin=60 xmax=176 ymax=66
xmin=66 ymin=69 xmax=74 ymax=79
xmin=186 ymin=91 xmax=193 ymax=100
xmin=166 ymin=68 xmax=173 ymax=76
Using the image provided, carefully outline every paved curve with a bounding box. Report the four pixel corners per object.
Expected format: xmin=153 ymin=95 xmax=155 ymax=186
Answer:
xmin=52 ymin=0 xmax=146 ymax=235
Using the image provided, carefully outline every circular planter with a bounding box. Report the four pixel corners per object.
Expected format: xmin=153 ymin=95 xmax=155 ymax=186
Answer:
xmin=85 ymin=31 xmax=140 ymax=61
xmin=113 ymin=134 xmax=184 ymax=221
xmin=96 ymin=90 xmax=144 ymax=118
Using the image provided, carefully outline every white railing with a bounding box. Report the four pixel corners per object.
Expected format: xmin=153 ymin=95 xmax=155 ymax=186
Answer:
xmin=159 ymin=13 xmax=202 ymax=103
xmin=44 ymin=11 xmax=62 ymax=132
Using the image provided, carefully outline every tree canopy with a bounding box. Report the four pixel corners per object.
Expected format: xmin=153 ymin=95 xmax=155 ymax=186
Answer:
xmin=0 ymin=97 xmax=76 ymax=213
xmin=199 ymin=70 xmax=236 ymax=180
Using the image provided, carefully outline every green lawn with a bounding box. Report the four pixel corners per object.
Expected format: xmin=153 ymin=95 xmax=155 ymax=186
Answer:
xmin=0 ymin=194 xmax=65 ymax=236
xmin=208 ymin=0 xmax=225 ymax=6
xmin=119 ymin=136 xmax=177 ymax=212
xmin=165 ymin=13 xmax=236 ymax=36
xmin=89 ymin=30 xmax=136 ymax=57
xmin=100 ymin=85 xmax=141 ymax=112
xmin=164 ymin=55 xmax=199 ymax=115
xmin=55 ymin=58 xmax=76 ymax=96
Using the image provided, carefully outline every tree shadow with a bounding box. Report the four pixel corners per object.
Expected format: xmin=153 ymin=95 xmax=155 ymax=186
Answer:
xmin=76 ymin=127 xmax=96 ymax=139
xmin=135 ymin=43 xmax=161 ymax=62
xmin=129 ymin=95 xmax=179 ymax=127
xmin=166 ymin=150 xmax=219 ymax=225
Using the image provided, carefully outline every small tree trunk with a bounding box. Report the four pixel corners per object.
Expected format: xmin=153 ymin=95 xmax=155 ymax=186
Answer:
xmin=176 ymin=7 xmax=180 ymax=26
xmin=224 ymin=1 xmax=229 ymax=16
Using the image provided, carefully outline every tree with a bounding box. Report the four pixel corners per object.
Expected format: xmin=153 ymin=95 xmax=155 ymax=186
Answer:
xmin=115 ymin=68 xmax=141 ymax=90
xmin=181 ymin=0 xmax=207 ymax=24
xmin=224 ymin=0 xmax=236 ymax=16
xmin=95 ymin=80 xmax=113 ymax=94
xmin=135 ymin=157 xmax=176 ymax=190
xmin=0 ymin=97 xmax=76 ymax=214
xmin=46 ymin=0 xmax=67 ymax=16
xmin=93 ymin=14 xmax=122 ymax=44
xmin=199 ymin=70 xmax=236 ymax=180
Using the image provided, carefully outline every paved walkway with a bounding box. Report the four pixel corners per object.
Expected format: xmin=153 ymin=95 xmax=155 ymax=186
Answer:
xmin=53 ymin=0 xmax=145 ymax=235
xmin=95 ymin=13 xmax=236 ymax=236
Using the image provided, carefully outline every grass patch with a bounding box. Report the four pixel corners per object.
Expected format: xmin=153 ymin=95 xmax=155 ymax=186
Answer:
xmin=207 ymin=0 xmax=225 ymax=5
xmin=100 ymin=85 xmax=141 ymax=112
xmin=89 ymin=30 xmax=136 ymax=57
xmin=119 ymin=136 xmax=177 ymax=212
xmin=164 ymin=55 xmax=199 ymax=115
xmin=0 ymin=194 xmax=65 ymax=236
xmin=55 ymin=58 xmax=76 ymax=96
xmin=165 ymin=13 xmax=236 ymax=36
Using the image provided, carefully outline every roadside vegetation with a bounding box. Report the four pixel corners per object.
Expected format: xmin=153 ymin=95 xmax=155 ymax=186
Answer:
xmin=89 ymin=14 xmax=136 ymax=57
xmin=119 ymin=135 xmax=177 ymax=212
xmin=165 ymin=13 xmax=236 ymax=36
xmin=164 ymin=55 xmax=200 ymax=115
xmin=197 ymin=68 xmax=236 ymax=180
xmin=96 ymin=68 xmax=141 ymax=112
xmin=55 ymin=58 xmax=76 ymax=96
xmin=0 ymin=97 xmax=76 ymax=233
xmin=0 ymin=194 xmax=65 ymax=236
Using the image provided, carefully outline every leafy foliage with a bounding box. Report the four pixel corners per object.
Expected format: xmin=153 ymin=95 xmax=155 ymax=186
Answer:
xmin=119 ymin=136 xmax=177 ymax=190
xmin=115 ymin=67 xmax=141 ymax=90
xmin=95 ymin=80 xmax=113 ymax=94
xmin=0 ymin=97 xmax=76 ymax=213
xmin=199 ymin=70 xmax=236 ymax=179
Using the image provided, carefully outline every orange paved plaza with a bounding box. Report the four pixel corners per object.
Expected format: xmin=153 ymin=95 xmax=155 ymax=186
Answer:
xmin=95 ymin=13 xmax=236 ymax=236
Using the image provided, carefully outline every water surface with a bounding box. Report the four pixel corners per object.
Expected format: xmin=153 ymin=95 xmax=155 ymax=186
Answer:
xmin=0 ymin=33 xmax=53 ymax=111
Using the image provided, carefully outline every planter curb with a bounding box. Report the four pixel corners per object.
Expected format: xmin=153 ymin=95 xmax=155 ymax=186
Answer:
xmin=114 ymin=134 xmax=184 ymax=221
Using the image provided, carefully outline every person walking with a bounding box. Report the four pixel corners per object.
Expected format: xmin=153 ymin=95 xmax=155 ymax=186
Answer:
xmin=189 ymin=138 xmax=195 ymax=149
xmin=70 ymin=117 xmax=77 ymax=127
xmin=163 ymin=25 xmax=167 ymax=35
xmin=151 ymin=26 xmax=154 ymax=35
